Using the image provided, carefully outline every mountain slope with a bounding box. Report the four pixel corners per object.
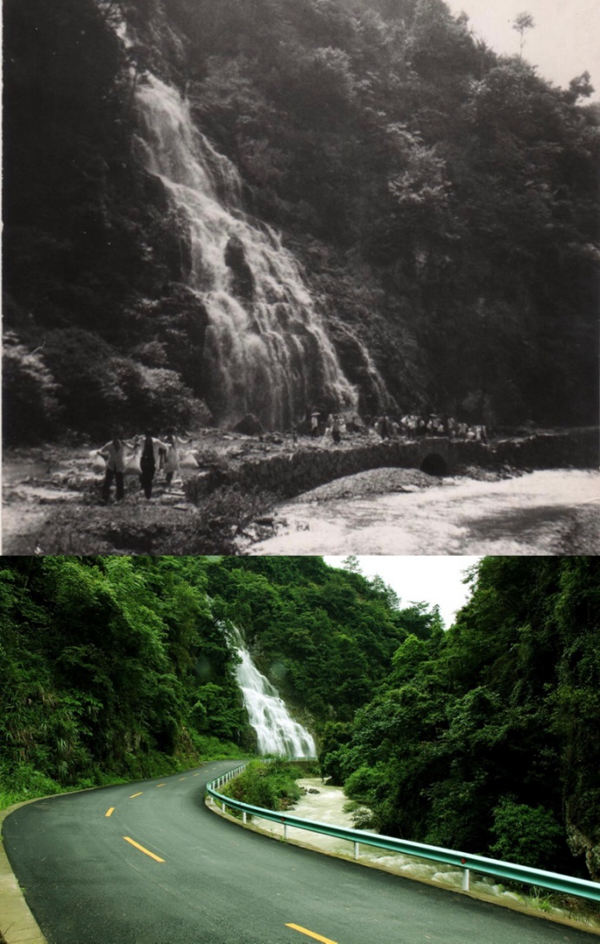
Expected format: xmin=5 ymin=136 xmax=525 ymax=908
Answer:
xmin=3 ymin=0 xmax=599 ymax=441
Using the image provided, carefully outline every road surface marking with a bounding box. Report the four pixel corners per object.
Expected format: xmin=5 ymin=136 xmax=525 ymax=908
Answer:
xmin=156 ymin=783 xmax=166 ymax=788
xmin=193 ymin=773 xmax=200 ymax=777
xmin=129 ymin=792 xmax=143 ymax=799
xmin=122 ymin=836 xmax=165 ymax=863
xmin=179 ymin=777 xmax=186 ymax=781
xmin=105 ymin=807 xmax=115 ymax=817
xmin=286 ymin=924 xmax=338 ymax=944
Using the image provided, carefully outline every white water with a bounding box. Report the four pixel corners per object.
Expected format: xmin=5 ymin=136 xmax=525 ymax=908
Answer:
xmin=228 ymin=629 xmax=316 ymax=758
xmin=251 ymin=469 xmax=600 ymax=554
xmin=133 ymin=73 xmax=359 ymax=429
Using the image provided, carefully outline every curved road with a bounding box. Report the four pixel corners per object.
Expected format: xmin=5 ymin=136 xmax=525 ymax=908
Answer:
xmin=2 ymin=763 xmax=593 ymax=944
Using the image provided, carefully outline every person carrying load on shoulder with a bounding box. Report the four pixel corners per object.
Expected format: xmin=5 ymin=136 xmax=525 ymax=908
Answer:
xmin=138 ymin=431 xmax=168 ymax=500
xmin=331 ymin=414 xmax=342 ymax=444
xmin=97 ymin=430 xmax=134 ymax=503
xmin=163 ymin=428 xmax=193 ymax=487
xmin=310 ymin=409 xmax=321 ymax=437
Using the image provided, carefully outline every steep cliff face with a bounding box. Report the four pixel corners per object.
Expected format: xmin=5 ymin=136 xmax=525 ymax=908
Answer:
xmin=4 ymin=0 xmax=599 ymax=441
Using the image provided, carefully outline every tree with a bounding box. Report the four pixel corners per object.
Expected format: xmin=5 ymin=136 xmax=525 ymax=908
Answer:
xmin=513 ymin=12 xmax=535 ymax=57
xmin=2 ymin=331 xmax=61 ymax=444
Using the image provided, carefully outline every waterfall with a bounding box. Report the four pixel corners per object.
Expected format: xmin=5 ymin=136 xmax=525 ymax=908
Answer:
xmin=228 ymin=628 xmax=316 ymax=759
xmin=133 ymin=72 xmax=359 ymax=430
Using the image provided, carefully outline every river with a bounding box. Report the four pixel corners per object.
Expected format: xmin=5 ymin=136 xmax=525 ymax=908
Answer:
xmin=250 ymin=468 xmax=600 ymax=554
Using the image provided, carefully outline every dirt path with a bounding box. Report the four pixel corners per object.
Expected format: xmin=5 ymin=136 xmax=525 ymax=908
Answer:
xmin=1 ymin=429 xmax=355 ymax=553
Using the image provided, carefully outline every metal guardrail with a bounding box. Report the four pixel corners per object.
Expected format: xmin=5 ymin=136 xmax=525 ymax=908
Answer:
xmin=206 ymin=768 xmax=600 ymax=903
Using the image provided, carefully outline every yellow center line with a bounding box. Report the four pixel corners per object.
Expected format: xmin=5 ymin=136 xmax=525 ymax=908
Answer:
xmin=286 ymin=923 xmax=338 ymax=944
xmin=178 ymin=777 xmax=186 ymax=781
xmin=129 ymin=792 xmax=143 ymax=799
xmin=105 ymin=807 xmax=115 ymax=817
xmin=156 ymin=783 xmax=166 ymax=788
xmin=122 ymin=836 xmax=165 ymax=863
xmin=193 ymin=772 xmax=200 ymax=777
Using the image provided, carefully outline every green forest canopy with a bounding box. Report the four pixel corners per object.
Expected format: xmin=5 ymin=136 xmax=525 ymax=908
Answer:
xmin=3 ymin=0 xmax=599 ymax=441
xmin=1 ymin=554 xmax=599 ymax=880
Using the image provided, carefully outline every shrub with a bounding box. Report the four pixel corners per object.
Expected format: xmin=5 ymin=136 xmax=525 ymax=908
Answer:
xmin=223 ymin=758 xmax=301 ymax=811
xmin=3 ymin=331 xmax=61 ymax=444
xmin=490 ymin=798 xmax=564 ymax=869
xmin=344 ymin=763 xmax=383 ymax=806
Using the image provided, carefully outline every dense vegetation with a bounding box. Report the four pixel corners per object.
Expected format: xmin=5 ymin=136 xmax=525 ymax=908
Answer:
xmin=0 ymin=555 xmax=416 ymax=804
xmin=220 ymin=758 xmax=307 ymax=812
xmin=1 ymin=554 xmax=599 ymax=878
xmin=4 ymin=0 xmax=599 ymax=442
xmin=322 ymin=556 xmax=600 ymax=879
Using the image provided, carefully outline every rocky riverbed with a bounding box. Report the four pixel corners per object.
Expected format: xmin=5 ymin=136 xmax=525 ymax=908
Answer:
xmin=248 ymin=468 xmax=600 ymax=555
xmin=229 ymin=777 xmax=600 ymax=933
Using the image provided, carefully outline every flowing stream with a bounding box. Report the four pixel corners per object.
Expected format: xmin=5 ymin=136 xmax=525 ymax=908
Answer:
xmin=250 ymin=469 xmax=600 ymax=554
xmin=133 ymin=73 xmax=359 ymax=429
xmin=228 ymin=627 xmax=316 ymax=758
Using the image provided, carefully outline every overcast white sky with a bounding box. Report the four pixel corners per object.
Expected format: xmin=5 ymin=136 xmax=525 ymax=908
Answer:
xmin=445 ymin=0 xmax=600 ymax=94
xmin=324 ymin=555 xmax=481 ymax=626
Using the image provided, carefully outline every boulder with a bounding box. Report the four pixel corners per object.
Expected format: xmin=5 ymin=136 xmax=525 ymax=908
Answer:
xmin=233 ymin=413 xmax=264 ymax=436
xmin=224 ymin=235 xmax=255 ymax=301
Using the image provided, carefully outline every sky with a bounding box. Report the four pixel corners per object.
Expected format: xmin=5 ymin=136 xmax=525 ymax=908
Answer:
xmin=445 ymin=0 xmax=600 ymax=94
xmin=324 ymin=555 xmax=481 ymax=626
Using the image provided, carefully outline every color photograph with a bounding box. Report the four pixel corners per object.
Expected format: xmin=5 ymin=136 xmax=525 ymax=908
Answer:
xmin=1 ymin=555 xmax=600 ymax=944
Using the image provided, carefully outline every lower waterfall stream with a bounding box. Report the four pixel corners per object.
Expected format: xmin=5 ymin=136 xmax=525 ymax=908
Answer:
xmin=228 ymin=628 xmax=316 ymax=759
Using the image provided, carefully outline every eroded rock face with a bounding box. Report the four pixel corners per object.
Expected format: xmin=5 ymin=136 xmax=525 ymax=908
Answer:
xmin=567 ymin=817 xmax=600 ymax=881
xmin=224 ymin=235 xmax=255 ymax=301
xmin=233 ymin=413 xmax=264 ymax=436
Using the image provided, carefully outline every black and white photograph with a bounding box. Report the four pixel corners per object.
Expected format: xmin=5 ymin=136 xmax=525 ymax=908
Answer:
xmin=2 ymin=0 xmax=599 ymax=553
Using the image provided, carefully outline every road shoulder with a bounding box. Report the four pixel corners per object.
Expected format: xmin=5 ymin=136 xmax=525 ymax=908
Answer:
xmin=0 ymin=802 xmax=48 ymax=944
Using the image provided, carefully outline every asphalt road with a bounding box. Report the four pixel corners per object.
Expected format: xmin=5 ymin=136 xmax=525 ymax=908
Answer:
xmin=2 ymin=762 xmax=594 ymax=944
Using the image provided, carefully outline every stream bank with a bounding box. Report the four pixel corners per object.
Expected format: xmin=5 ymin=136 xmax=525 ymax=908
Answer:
xmin=3 ymin=426 xmax=597 ymax=554
xmin=208 ymin=776 xmax=600 ymax=935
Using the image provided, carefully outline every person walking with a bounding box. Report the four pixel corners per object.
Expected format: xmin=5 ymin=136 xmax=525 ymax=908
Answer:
xmin=331 ymin=414 xmax=342 ymax=444
xmin=97 ymin=432 xmax=133 ymax=503
xmin=138 ymin=432 xmax=167 ymax=500
xmin=310 ymin=409 xmax=321 ymax=437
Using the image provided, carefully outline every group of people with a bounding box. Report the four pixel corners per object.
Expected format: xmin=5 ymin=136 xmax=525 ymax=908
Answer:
xmin=396 ymin=414 xmax=488 ymax=442
xmin=308 ymin=410 xmax=346 ymax=443
xmin=305 ymin=408 xmax=488 ymax=445
xmin=97 ymin=429 xmax=192 ymax=503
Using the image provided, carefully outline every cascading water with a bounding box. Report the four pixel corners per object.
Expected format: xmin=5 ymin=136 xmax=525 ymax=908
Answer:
xmin=132 ymin=72 xmax=359 ymax=429
xmin=228 ymin=628 xmax=316 ymax=758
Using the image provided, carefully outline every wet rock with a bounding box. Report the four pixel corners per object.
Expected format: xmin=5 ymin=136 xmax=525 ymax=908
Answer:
xmin=224 ymin=235 xmax=255 ymax=301
xmin=233 ymin=414 xmax=264 ymax=436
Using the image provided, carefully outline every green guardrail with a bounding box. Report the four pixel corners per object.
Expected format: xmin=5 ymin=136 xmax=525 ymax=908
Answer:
xmin=206 ymin=768 xmax=600 ymax=903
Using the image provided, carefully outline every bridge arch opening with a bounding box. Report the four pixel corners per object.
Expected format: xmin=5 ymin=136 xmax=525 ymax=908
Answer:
xmin=420 ymin=453 xmax=448 ymax=476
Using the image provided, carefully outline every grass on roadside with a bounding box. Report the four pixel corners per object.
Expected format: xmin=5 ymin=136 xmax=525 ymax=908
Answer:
xmin=220 ymin=758 xmax=304 ymax=812
xmin=0 ymin=740 xmax=250 ymax=812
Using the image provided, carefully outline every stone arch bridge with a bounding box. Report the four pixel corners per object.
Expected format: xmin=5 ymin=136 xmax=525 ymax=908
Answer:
xmin=191 ymin=427 xmax=598 ymax=502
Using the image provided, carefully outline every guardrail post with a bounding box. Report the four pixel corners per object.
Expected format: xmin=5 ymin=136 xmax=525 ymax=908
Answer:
xmin=462 ymin=868 xmax=470 ymax=891
xmin=222 ymin=801 xmax=226 ymax=812
xmin=353 ymin=841 xmax=359 ymax=860
xmin=243 ymin=811 xmax=247 ymax=824
xmin=283 ymin=823 xmax=288 ymax=841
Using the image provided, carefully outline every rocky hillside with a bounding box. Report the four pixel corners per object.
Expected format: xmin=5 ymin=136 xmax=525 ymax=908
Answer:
xmin=4 ymin=0 xmax=599 ymax=442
